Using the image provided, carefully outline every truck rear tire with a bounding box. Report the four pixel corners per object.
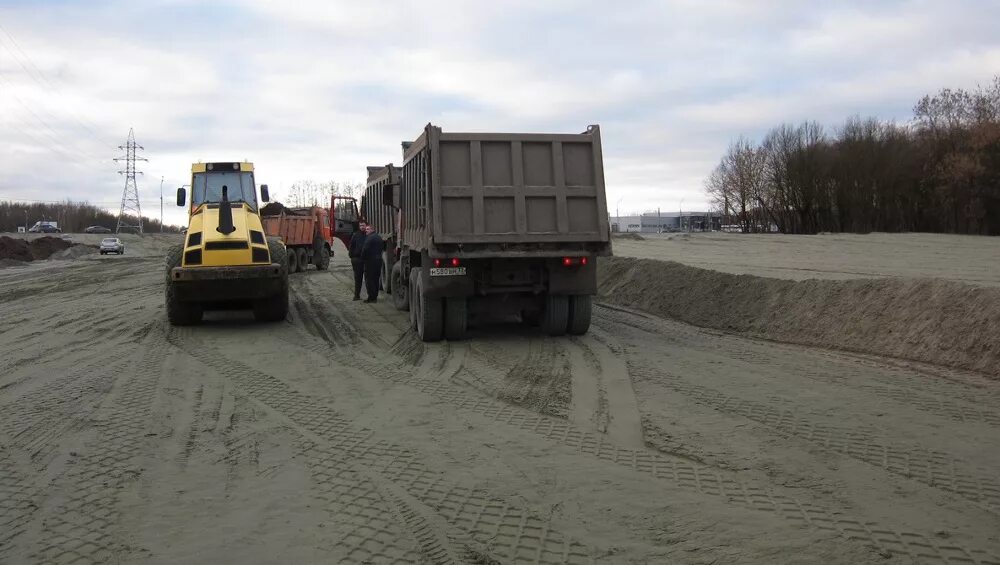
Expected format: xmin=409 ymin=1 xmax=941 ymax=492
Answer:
xmin=314 ymin=238 xmax=330 ymax=270
xmin=254 ymin=240 xmax=289 ymax=322
xmin=415 ymin=275 xmax=443 ymax=342
xmin=165 ymin=244 xmax=202 ymax=326
xmin=392 ymin=263 xmax=409 ymax=311
xmin=542 ymin=294 xmax=569 ymax=337
xmin=382 ymin=252 xmax=393 ymax=293
xmin=409 ymin=269 xmax=418 ymax=330
xmin=296 ymin=248 xmax=308 ymax=272
xmin=567 ymin=295 xmax=592 ymax=335
xmin=287 ymin=246 xmax=299 ymax=273
xmin=444 ymin=297 xmax=467 ymax=340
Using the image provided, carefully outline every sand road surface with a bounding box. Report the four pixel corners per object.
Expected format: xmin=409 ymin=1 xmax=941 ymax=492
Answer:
xmin=1 ymin=237 xmax=998 ymax=563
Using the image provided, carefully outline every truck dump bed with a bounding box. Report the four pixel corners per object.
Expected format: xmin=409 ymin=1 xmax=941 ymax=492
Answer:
xmin=363 ymin=165 xmax=401 ymax=239
xmin=261 ymin=213 xmax=315 ymax=247
xmin=401 ymin=124 xmax=611 ymax=253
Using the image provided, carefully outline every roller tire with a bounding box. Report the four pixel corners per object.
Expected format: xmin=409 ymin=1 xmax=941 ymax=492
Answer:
xmin=392 ymin=262 xmax=409 ymax=311
xmin=416 ymin=274 xmax=443 ymax=342
xmin=443 ymin=297 xmax=467 ymax=340
xmin=253 ymin=240 xmax=289 ymax=322
xmin=542 ymin=294 xmax=569 ymax=337
xmin=567 ymin=295 xmax=592 ymax=335
xmin=164 ymin=244 xmax=202 ymax=325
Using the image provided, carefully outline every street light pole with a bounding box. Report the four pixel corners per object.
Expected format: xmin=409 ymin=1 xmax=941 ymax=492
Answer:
xmin=159 ymin=176 xmax=164 ymax=233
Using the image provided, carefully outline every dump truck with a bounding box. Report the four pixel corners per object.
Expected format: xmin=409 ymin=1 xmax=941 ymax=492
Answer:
xmin=165 ymin=161 xmax=288 ymax=325
xmin=364 ymin=124 xmax=612 ymax=341
xmin=260 ymin=197 xmax=360 ymax=274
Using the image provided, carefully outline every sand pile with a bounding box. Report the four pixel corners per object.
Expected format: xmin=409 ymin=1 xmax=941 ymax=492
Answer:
xmin=598 ymin=256 xmax=1000 ymax=379
xmin=51 ymin=245 xmax=99 ymax=260
xmin=613 ymin=232 xmax=645 ymax=241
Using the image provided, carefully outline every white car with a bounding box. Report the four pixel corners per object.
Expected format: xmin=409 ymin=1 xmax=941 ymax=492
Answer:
xmin=99 ymin=237 xmax=125 ymax=255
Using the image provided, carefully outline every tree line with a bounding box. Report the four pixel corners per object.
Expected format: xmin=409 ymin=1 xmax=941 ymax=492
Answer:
xmin=282 ymin=180 xmax=364 ymax=208
xmin=0 ymin=200 xmax=181 ymax=233
xmin=706 ymin=76 xmax=1000 ymax=235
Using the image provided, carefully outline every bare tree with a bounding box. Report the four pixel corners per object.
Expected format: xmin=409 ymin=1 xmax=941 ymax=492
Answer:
xmin=705 ymin=74 xmax=1000 ymax=236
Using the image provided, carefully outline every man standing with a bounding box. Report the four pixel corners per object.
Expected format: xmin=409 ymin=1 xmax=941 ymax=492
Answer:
xmin=360 ymin=223 xmax=385 ymax=303
xmin=348 ymin=221 xmax=367 ymax=301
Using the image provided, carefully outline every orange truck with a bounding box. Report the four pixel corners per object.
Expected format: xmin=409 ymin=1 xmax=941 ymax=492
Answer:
xmin=261 ymin=196 xmax=359 ymax=273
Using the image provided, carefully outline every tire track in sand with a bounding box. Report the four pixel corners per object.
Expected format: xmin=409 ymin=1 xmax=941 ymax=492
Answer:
xmin=568 ymin=331 xmax=644 ymax=449
xmin=167 ymin=328 xmax=596 ymax=565
xmin=325 ymin=330 xmax=1000 ymax=564
xmin=28 ymin=330 xmax=167 ymax=563
xmin=627 ymin=359 xmax=1000 ymax=516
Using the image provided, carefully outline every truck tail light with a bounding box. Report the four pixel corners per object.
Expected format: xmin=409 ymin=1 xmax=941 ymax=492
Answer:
xmin=563 ymin=257 xmax=572 ymax=267
xmin=433 ymin=258 xmax=461 ymax=267
xmin=562 ymin=256 xmax=590 ymax=267
xmin=581 ymin=257 xmax=588 ymax=266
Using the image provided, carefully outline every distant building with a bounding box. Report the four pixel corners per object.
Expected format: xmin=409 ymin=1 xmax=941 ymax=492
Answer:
xmin=609 ymin=211 xmax=721 ymax=233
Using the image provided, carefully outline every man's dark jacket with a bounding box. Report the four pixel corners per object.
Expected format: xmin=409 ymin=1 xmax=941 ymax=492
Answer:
xmin=348 ymin=230 xmax=367 ymax=260
xmin=360 ymin=231 xmax=384 ymax=262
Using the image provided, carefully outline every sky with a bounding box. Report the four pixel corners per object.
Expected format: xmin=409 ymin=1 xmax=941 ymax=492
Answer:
xmin=1 ymin=0 xmax=998 ymax=228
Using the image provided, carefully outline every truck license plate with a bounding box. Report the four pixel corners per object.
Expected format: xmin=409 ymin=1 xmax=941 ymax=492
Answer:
xmin=430 ymin=267 xmax=467 ymax=276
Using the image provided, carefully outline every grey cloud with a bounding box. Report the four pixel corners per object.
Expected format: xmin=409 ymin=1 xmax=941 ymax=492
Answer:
xmin=1 ymin=0 xmax=998 ymax=222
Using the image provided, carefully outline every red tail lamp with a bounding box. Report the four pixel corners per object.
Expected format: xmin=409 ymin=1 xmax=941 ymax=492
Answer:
xmin=433 ymin=258 xmax=442 ymax=267
xmin=451 ymin=258 xmax=461 ymax=267
xmin=562 ymin=256 xmax=590 ymax=267
xmin=581 ymin=257 xmax=588 ymax=266
xmin=562 ymin=257 xmax=573 ymax=267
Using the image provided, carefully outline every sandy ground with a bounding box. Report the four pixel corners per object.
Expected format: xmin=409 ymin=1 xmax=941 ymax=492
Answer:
xmin=1 ymin=234 xmax=999 ymax=563
xmin=613 ymin=232 xmax=1000 ymax=286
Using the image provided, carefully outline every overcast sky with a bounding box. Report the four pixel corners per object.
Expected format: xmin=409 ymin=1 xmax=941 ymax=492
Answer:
xmin=1 ymin=0 xmax=998 ymax=227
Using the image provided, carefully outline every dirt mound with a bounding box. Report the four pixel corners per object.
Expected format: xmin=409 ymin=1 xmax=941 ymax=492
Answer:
xmin=260 ymin=202 xmax=309 ymax=216
xmin=613 ymin=232 xmax=645 ymax=241
xmin=598 ymin=256 xmax=1000 ymax=379
xmin=0 ymin=236 xmax=33 ymax=262
xmin=29 ymin=236 xmax=72 ymax=260
xmin=0 ymin=236 xmax=97 ymax=262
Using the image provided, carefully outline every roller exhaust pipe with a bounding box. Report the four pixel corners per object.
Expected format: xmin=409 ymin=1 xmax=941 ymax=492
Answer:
xmin=216 ymin=185 xmax=236 ymax=235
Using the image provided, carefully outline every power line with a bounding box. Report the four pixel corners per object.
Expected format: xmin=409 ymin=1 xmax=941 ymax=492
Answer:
xmin=0 ymin=24 xmax=117 ymax=151
xmin=1 ymin=114 xmax=113 ymax=176
xmin=0 ymin=72 xmax=112 ymax=165
xmin=0 ymin=197 xmax=164 ymax=205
